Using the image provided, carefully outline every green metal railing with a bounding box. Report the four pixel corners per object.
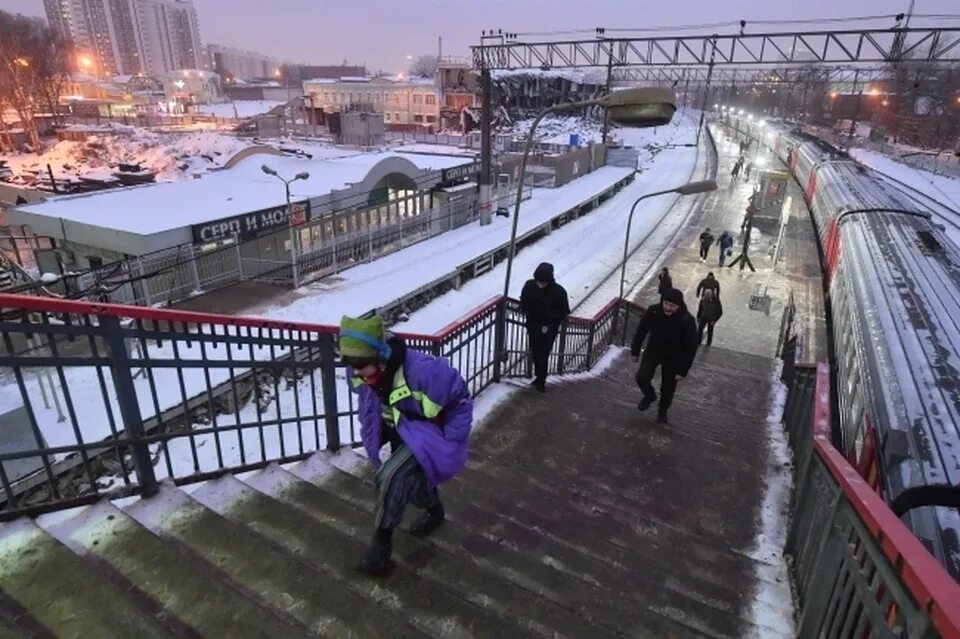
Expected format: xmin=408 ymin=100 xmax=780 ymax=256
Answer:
xmin=784 ymin=363 xmax=960 ymax=638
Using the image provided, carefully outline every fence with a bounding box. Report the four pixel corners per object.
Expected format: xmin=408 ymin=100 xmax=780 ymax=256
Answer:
xmin=783 ymin=363 xmax=960 ymax=638
xmin=0 ymin=292 xmax=642 ymax=520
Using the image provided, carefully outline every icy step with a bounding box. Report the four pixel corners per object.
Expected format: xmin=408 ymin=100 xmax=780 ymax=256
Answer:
xmin=42 ymin=500 xmax=307 ymax=638
xmin=0 ymin=518 xmax=171 ymax=638
xmin=123 ymin=482 xmax=414 ymax=638
xmin=243 ymin=462 xmax=551 ymax=638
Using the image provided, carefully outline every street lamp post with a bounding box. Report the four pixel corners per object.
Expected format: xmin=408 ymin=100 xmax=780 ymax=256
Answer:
xmin=261 ymin=165 xmax=310 ymax=288
xmin=618 ymin=179 xmax=717 ymax=301
xmin=495 ymin=87 xmax=677 ymax=372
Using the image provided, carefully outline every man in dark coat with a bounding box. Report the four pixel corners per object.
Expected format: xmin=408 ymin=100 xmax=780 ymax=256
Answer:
xmin=698 ymin=228 xmax=715 ymax=262
xmin=696 ymin=272 xmax=721 ymax=299
xmin=520 ymin=262 xmax=570 ymax=392
xmin=696 ymin=289 xmax=723 ymax=345
xmin=631 ymin=288 xmax=699 ymax=424
xmin=717 ymin=232 xmax=734 ymax=267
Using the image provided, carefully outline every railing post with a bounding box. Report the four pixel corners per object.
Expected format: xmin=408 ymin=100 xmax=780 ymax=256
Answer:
xmin=235 ymin=241 xmax=244 ymax=280
xmin=187 ymin=243 xmax=202 ymax=293
xmin=556 ymin=323 xmax=567 ymax=375
xmin=585 ymin=321 xmax=596 ymax=370
xmin=101 ymin=316 xmax=158 ymax=497
xmin=319 ymin=333 xmax=341 ymax=451
xmin=493 ymin=299 xmax=504 ymax=382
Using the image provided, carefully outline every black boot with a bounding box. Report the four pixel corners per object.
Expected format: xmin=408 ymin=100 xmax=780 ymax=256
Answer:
xmin=357 ymin=529 xmax=394 ymax=577
xmin=657 ymin=408 xmax=669 ymax=424
xmin=638 ymin=395 xmax=656 ymax=411
xmin=409 ymin=504 xmax=445 ymax=538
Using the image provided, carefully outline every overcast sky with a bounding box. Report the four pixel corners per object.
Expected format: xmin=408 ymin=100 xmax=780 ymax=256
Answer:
xmin=3 ymin=0 xmax=958 ymax=71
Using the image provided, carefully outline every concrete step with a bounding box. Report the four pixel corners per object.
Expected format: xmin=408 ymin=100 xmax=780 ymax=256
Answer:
xmin=324 ymin=452 xmax=713 ymax=638
xmin=42 ymin=500 xmax=311 ymax=639
xmin=190 ymin=471 xmax=492 ymax=639
xmin=289 ymin=454 xmax=618 ymax=639
xmin=0 ymin=518 xmax=173 ymax=638
xmin=123 ymin=482 xmax=420 ymax=638
xmin=240 ymin=462 xmax=540 ymax=639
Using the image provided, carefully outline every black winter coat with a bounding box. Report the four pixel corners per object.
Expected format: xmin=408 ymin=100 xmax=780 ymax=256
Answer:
xmin=520 ymin=280 xmax=570 ymax=329
xmin=696 ymin=277 xmax=721 ymax=298
xmin=657 ymin=273 xmax=673 ymax=295
xmin=630 ymin=303 xmax=699 ymax=376
xmin=699 ymin=231 xmax=715 ymax=248
xmin=697 ymin=297 xmax=723 ymax=323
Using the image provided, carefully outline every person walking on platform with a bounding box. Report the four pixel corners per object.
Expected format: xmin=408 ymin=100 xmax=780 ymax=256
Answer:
xmin=339 ymin=315 xmax=474 ymax=577
xmin=696 ymin=272 xmax=721 ymax=299
xmin=718 ymin=232 xmax=735 ymax=267
xmin=520 ymin=262 xmax=570 ymax=392
xmin=631 ymin=288 xmax=699 ymax=424
xmin=744 ymin=160 xmax=754 ymax=181
xmin=696 ymin=289 xmax=723 ymax=346
xmin=657 ymin=267 xmax=673 ymax=296
xmin=731 ymin=158 xmax=742 ymax=180
xmin=698 ymin=228 xmax=715 ymax=262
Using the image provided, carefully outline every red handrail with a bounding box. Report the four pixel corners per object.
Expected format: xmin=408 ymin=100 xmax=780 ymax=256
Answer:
xmin=811 ymin=364 xmax=960 ymax=638
xmin=1 ymin=293 xmax=639 ymax=345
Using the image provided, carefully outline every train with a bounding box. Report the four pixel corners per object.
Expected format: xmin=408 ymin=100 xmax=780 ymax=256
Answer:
xmin=719 ymin=111 xmax=960 ymax=580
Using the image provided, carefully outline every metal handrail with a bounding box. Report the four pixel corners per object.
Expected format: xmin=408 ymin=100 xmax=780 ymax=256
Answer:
xmin=785 ymin=363 xmax=960 ymax=638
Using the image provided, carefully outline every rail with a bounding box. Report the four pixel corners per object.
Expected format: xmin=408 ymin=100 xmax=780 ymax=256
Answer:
xmin=784 ymin=363 xmax=960 ymax=638
xmin=0 ymin=292 xmax=644 ymax=520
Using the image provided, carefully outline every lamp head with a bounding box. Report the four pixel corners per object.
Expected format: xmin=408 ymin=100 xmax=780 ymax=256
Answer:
xmin=261 ymin=165 xmax=278 ymax=176
xmin=603 ymin=87 xmax=676 ymax=128
xmin=676 ymin=179 xmax=717 ymax=195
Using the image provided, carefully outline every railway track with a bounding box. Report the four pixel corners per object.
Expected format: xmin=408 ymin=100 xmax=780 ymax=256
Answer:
xmin=866 ymin=166 xmax=960 ymax=233
xmin=572 ymin=118 xmax=719 ymax=316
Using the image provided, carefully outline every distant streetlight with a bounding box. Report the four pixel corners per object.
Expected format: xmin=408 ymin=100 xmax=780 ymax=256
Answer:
xmin=13 ymin=57 xmax=29 ymax=67
xmin=496 ymin=86 xmax=677 ymax=368
xmin=619 ymin=180 xmax=717 ymax=300
xmin=262 ymin=165 xmax=310 ymax=288
xmin=79 ymin=56 xmax=92 ymax=69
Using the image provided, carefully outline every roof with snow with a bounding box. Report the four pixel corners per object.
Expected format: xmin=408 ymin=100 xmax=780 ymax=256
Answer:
xmin=14 ymin=151 xmax=472 ymax=236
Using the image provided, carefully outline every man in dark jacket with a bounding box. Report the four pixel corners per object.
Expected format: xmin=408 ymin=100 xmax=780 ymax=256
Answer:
xmin=631 ymin=288 xmax=699 ymax=424
xmin=698 ymin=228 xmax=715 ymax=262
xmin=696 ymin=272 xmax=721 ymax=299
xmin=520 ymin=262 xmax=570 ymax=392
xmin=696 ymin=289 xmax=723 ymax=345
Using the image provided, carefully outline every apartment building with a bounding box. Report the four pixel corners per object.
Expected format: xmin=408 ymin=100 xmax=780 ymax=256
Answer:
xmin=303 ymin=76 xmax=440 ymax=127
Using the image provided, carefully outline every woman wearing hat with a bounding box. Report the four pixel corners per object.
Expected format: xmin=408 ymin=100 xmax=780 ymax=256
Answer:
xmin=339 ymin=315 xmax=474 ymax=577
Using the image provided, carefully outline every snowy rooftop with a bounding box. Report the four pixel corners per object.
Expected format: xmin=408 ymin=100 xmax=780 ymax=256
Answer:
xmin=16 ymin=151 xmax=471 ymax=235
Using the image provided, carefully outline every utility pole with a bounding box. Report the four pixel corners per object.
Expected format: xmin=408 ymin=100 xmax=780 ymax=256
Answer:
xmin=600 ymin=29 xmax=614 ymax=145
xmin=695 ymin=36 xmax=719 ymax=150
xmin=480 ymin=66 xmax=492 ymax=225
xmin=848 ymin=69 xmax=862 ymax=144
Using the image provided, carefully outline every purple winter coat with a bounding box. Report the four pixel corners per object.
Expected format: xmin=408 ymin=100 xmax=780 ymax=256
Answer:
xmin=353 ymin=348 xmax=473 ymax=487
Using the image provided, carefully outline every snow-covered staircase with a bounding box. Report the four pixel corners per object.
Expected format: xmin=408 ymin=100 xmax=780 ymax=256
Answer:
xmin=0 ymin=348 xmax=794 ymax=638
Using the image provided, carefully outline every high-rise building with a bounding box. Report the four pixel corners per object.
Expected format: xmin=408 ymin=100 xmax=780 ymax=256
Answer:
xmin=43 ymin=0 xmax=203 ymax=76
xmin=206 ymin=45 xmax=278 ymax=81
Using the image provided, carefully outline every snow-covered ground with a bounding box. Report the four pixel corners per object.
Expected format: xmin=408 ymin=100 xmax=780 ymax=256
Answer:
xmin=194 ymin=101 xmax=285 ymax=119
xmin=2 ymin=126 xmax=254 ymax=183
xmin=1 ymin=126 xmax=344 ymax=184
xmin=851 ymin=147 xmax=960 ymax=226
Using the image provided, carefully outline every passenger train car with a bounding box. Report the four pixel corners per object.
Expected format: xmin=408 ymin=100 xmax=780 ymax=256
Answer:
xmin=722 ymin=114 xmax=960 ymax=580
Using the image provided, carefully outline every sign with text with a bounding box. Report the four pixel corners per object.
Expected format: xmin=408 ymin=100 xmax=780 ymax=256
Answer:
xmin=192 ymin=201 xmax=311 ymax=243
xmin=440 ymin=162 xmax=481 ymax=184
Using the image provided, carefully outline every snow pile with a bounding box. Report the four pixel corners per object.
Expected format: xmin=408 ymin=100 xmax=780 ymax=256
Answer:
xmin=2 ymin=126 xmax=256 ymax=183
xmin=194 ymin=100 xmax=286 ymax=119
xmin=505 ymin=115 xmax=605 ymax=145
xmin=744 ymin=360 xmax=797 ymax=638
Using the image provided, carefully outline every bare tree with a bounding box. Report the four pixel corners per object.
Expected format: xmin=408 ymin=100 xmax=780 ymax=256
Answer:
xmin=0 ymin=11 xmax=73 ymax=152
xmin=408 ymin=55 xmax=438 ymax=79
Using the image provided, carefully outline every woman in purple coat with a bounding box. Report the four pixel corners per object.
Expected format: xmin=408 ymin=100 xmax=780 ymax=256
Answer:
xmin=339 ymin=314 xmax=474 ymax=577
